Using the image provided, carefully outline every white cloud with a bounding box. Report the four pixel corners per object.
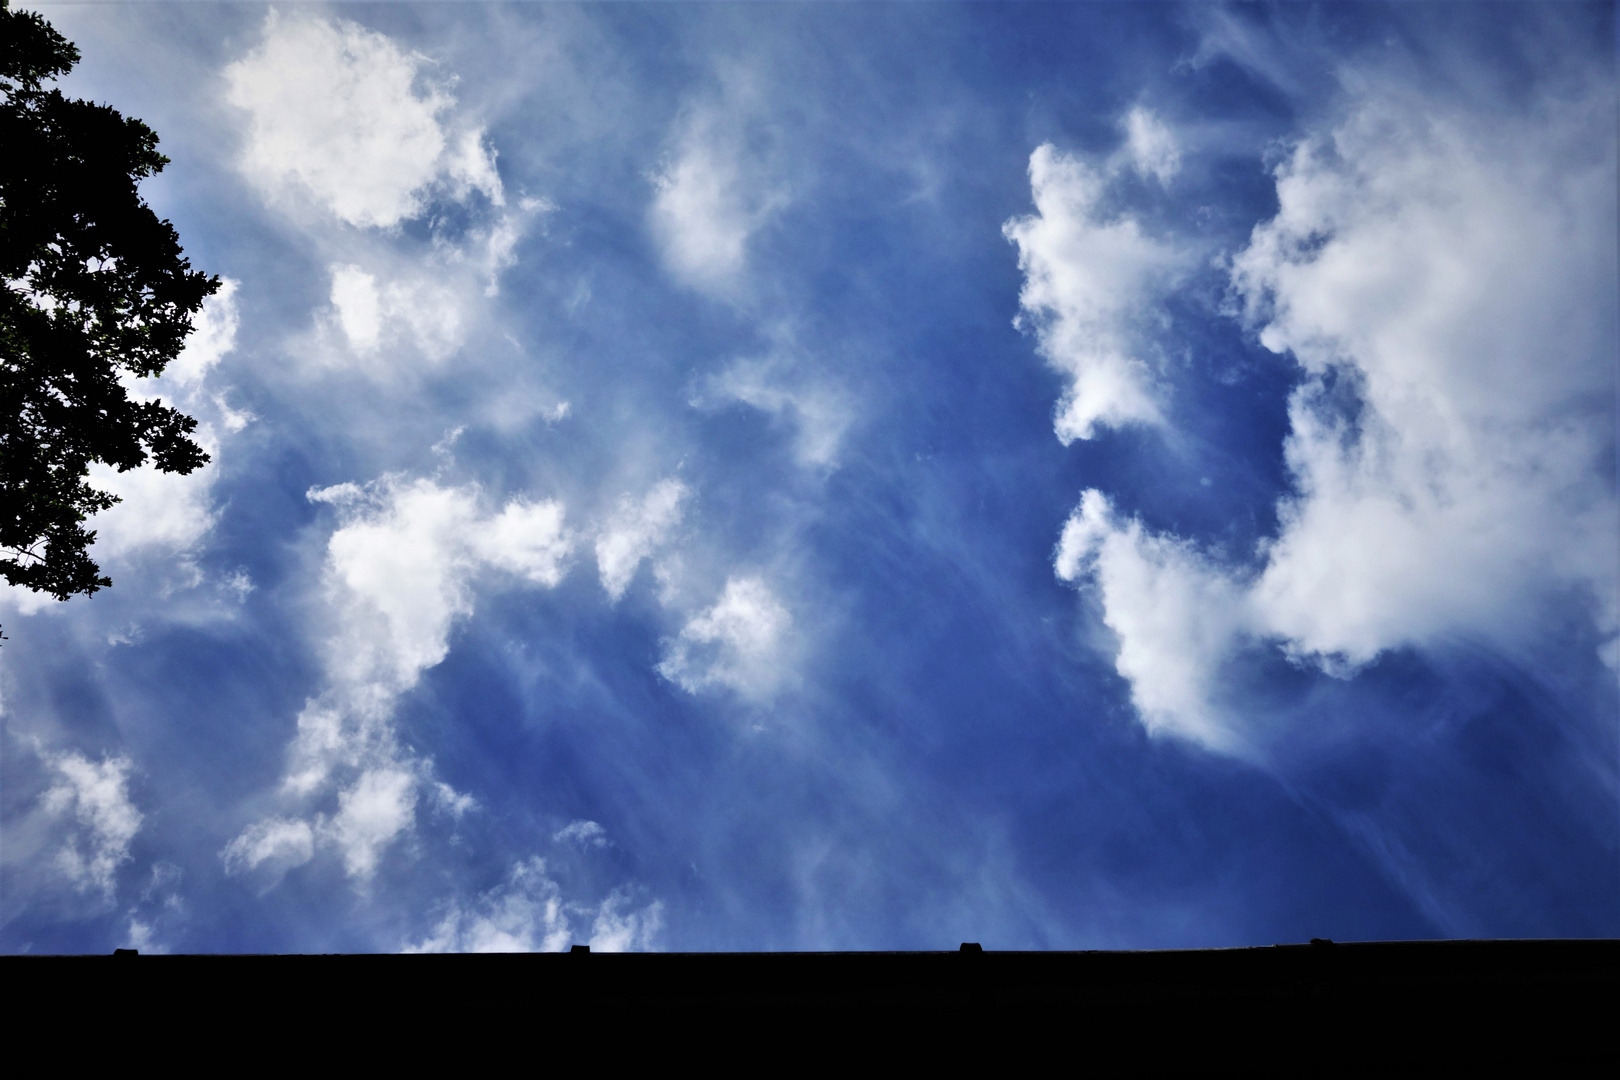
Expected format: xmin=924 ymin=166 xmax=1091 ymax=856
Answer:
xmin=649 ymin=97 xmax=785 ymax=294
xmin=322 ymin=197 xmax=550 ymax=367
xmin=0 ymin=581 xmax=55 ymax=617
xmin=586 ymin=892 xmax=665 ymax=953
xmin=405 ymin=857 xmax=663 ymax=954
xmin=324 ymin=767 xmax=418 ymax=880
xmin=225 ymin=13 xmax=548 ymax=397
xmin=124 ymin=919 xmax=167 ymax=954
xmin=225 ymin=11 xmax=501 ymax=229
xmin=1004 ymin=143 xmax=1187 ymax=443
xmin=2 ymin=456 xmax=225 ymax=615
xmin=39 ymin=753 xmax=142 ymax=903
xmin=443 ymin=127 xmax=505 ymax=209
xmin=1056 ymin=492 xmax=1252 ymax=752
xmin=1121 ymin=107 xmax=1181 ymax=185
xmin=307 ymin=482 xmax=366 ymax=507
xmin=166 ymin=279 xmax=241 ymax=388
xmin=407 ymin=858 xmax=572 ymax=953
xmin=86 ymin=448 xmax=219 ymax=562
xmin=321 ymin=479 xmax=490 ymax=694
xmin=477 ymin=499 xmax=573 ymax=586
xmin=226 ymin=476 xmax=574 ymax=882
xmin=121 ymin=860 xmax=187 ymax=954
xmin=324 ymin=262 xmax=462 ymax=361
xmin=658 ymin=575 xmax=793 ymax=701
xmin=1230 ymin=84 xmax=1619 ymax=670
xmin=221 ymin=817 xmax=316 ymax=878
xmin=651 ymin=138 xmax=750 ymax=287
xmin=553 ymin=819 xmax=610 ymax=849
xmin=697 ymin=357 xmax=853 ymax=468
xmin=315 ymin=478 xmax=570 ymax=697
xmin=595 ymin=479 xmax=689 ymax=601
xmin=329 ymin=265 xmax=385 ymax=350
xmin=1053 ymin=74 xmax=1619 ymax=752
xmin=280 ymin=703 xmax=379 ymax=801
xmin=2 ymin=282 xmax=244 ymax=617
xmin=432 ymin=781 xmax=478 ymax=821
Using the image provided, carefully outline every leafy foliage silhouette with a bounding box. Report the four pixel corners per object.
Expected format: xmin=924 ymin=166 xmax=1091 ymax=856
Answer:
xmin=1 ymin=2 xmax=217 ymax=604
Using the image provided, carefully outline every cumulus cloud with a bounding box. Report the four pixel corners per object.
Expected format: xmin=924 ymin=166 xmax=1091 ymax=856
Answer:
xmin=314 ymin=477 xmax=570 ymax=699
xmin=224 ymin=11 xmax=501 ymax=228
xmin=658 ymin=575 xmax=794 ymax=701
xmin=39 ymin=753 xmax=143 ymax=903
xmin=1056 ymin=492 xmax=1251 ymax=752
xmin=477 ymin=499 xmax=574 ymax=586
xmin=226 ymin=476 xmax=573 ymax=882
xmin=318 ymin=480 xmax=495 ymax=695
xmin=1052 ymin=73 xmax=1619 ymax=751
xmin=1230 ymin=83 xmax=1618 ymax=669
xmin=405 ymin=857 xmax=662 ymax=953
xmin=595 ymin=479 xmax=689 ymax=601
xmin=649 ymin=96 xmax=786 ymax=294
xmin=1004 ymin=143 xmax=1187 ymax=443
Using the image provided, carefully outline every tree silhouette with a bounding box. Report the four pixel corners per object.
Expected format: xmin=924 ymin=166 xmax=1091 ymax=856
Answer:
xmin=1 ymin=2 xmax=217 ymax=603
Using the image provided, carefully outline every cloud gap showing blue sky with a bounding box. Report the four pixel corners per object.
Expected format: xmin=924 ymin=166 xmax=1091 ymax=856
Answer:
xmin=2 ymin=1 xmax=1615 ymax=954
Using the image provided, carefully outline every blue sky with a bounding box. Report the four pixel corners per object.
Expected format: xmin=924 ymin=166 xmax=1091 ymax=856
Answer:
xmin=3 ymin=1 xmax=1616 ymax=954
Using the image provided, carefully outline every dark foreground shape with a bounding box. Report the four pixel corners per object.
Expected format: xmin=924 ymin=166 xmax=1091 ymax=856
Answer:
xmin=10 ymin=939 xmax=1616 ymax=1063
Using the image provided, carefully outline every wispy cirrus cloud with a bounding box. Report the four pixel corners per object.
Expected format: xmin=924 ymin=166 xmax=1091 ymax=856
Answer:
xmin=694 ymin=354 xmax=854 ymax=470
